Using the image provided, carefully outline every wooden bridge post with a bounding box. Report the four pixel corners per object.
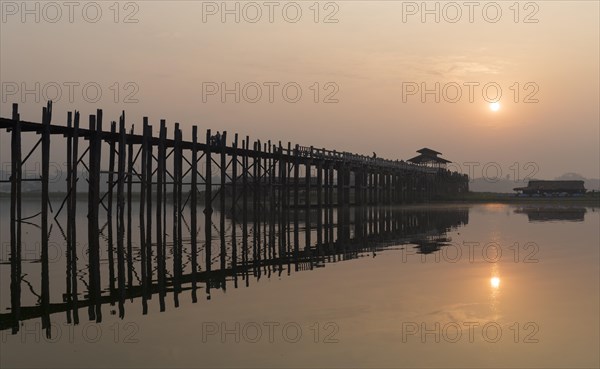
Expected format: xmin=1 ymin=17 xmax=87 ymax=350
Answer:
xmin=415 ymin=173 xmax=420 ymax=202
xmin=380 ymin=169 xmax=389 ymax=234
xmin=87 ymin=109 xmax=102 ymax=322
xmin=286 ymin=142 xmax=292 ymax=259
xmin=386 ymin=172 xmax=391 ymax=205
xmin=379 ymin=172 xmax=386 ymax=233
xmin=378 ymin=171 xmax=383 ymax=205
xmin=377 ymin=171 xmax=382 ymax=233
xmin=305 ymin=153 xmax=311 ymax=252
xmin=278 ymin=142 xmax=286 ymax=263
xmin=418 ymin=174 xmax=423 ymax=202
xmin=116 ymin=115 xmax=126 ymax=317
xmin=140 ymin=118 xmax=148 ymax=310
xmin=316 ymin=158 xmax=323 ymax=253
xmin=382 ymin=171 xmax=387 ymax=205
xmin=156 ymin=120 xmax=166 ymax=311
xmin=231 ymin=134 xmax=238 ymax=285
xmin=371 ymin=170 xmax=377 ymax=206
xmin=95 ymin=109 xmax=103 ymax=321
xmin=370 ymin=171 xmax=375 ymax=205
xmin=410 ymin=173 xmax=419 ymax=203
xmin=127 ymin=124 xmax=134 ymax=289
xmin=354 ymin=168 xmax=363 ymax=239
xmin=399 ymin=169 xmax=407 ymax=204
xmin=343 ymin=167 xmax=351 ymax=241
xmin=397 ymin=172 xmax=402 ymax=204
xmin=242 ymin=137 xmax=249 ymax=286
xmin=161 ymin=124 xmax=167 ymax=297
xmin=268 ymin=141 xmax=275 ymax=264
xmin=65 ymin=111 xmax=73 ymax=324
xmin=271 ymin=143 xmax=277 ymax=266
xmin=392 ymin=171 xmax=398 ymax=204
xmin=219 ymin=131 xmax=228 ymax=283
xmin=293 ymin=145 xmax=300 ymax=265
xmin=366 ymin=171 xmax=371 ymax=234
xmin=365 ymin=170 xmax=370 ymax=237
xmin=177 ymin=125 xmax=184 ymax=300
xmin=70 ymin=111 xmax=80 ymax=323
xmin=389 ymin=172 xmax=393 ymax=204
xmin=414 ymin=174 xmax=419 ymax=202
xmin=190 ymin=126 xmax=198 ymax=302
xmin=172 ymin=124 xmax=179 ymax=302
xmin=10 ymin=103 xmax=21 ymax=333
xmin=336 ymin=164 xmax=343 ymax=207
xmin=107 ymin=121 xmax=116 ymax=296
xmin=87 ymin=113 xmax=95 ymax=321
xmin=396 ymin=171 xmax=402 ymax=203
xmin=144 ymin=120 xmax=153 ymax=302
xmin=382 ymin=172 xmax=387 ymax=206
xmin=402 ymin=172 xmax=408 ymax=203
xmin=336 ymin=164 xmax=344 ymax=242
xmin=174 ymin=123 xmax=183 ymax=304
xmin=41 ymin=102 xmax=52 ymax=334
xmin=327 ymin=164 xmax=334 ymax=255
xmin=254 ymin=140 xmax=267 ymax=269
xmin=252 ymin=141 xmax=259 ymax=272
xmin=323 ymin=161 xmax=329 ymax=248
xmin=204 ymin=129 xmax=213 ymax=298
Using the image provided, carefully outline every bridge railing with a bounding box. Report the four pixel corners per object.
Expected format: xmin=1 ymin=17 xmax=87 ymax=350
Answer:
xmin=289 ymin=144 xmax=439 ymax=173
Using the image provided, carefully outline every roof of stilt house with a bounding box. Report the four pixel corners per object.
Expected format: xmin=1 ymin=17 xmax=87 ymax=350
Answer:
xmin=408 ymin=148 xmax=451 ymax=165
xmin=416 ymin=148 xmax=442 ymax=156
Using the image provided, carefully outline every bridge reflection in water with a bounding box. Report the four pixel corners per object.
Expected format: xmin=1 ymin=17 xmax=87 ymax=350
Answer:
xmin=0 ymin=204 xmax=468 ymax=337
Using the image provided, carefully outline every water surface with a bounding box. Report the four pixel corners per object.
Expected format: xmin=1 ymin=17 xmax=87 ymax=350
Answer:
xmin=0 ymin=201 xmax=598 ymax=368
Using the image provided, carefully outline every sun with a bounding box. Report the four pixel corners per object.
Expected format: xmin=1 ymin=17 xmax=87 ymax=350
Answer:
xmin=490 ymin=277 xmax=501 ymax=288
xmin=489 ymin=102 xmax=501 ymax=112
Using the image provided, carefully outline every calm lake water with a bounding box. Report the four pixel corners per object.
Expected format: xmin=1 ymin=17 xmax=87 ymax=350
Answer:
xmin=0 ymin=200 xmax=598 ymax=368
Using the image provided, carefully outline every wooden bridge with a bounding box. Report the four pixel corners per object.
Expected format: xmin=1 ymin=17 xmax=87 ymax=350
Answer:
xmin=0 ymin=101 xmax=468 ymax=336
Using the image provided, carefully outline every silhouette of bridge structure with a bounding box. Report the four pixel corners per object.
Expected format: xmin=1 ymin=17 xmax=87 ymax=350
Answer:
xmin=0 ymin=101 xmax=469 ymax=336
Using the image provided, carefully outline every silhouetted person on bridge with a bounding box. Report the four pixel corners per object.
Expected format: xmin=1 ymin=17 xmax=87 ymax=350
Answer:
xmin=211 ymin=131 xmax=222 ymax=147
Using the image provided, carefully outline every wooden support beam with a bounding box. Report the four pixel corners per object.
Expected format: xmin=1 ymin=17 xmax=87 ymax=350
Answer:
xmin=41 ymin=102 xmax=51 ymax=335
xmin=140 ymin=118 xmax=148 ymax=312
xmin=173 ymin=123 xmax=183 ymax=306
xmin=252 ymin=141 xmax=259 ymax=276
xmin=69 ymin=111 xmax=80 ymax=324
xmin=190 ymin=126 xmax=198 ymax=303
xmin=107 ymin=121 xmax=116 ymax=296
xmin=157 ymin=120 xmax=166 ymax=311
xmin=242 ymin=137 xmax=249 ymax=287
xmin=144 ymin=119 xmax=153 ymax=305
xmin=219 ymin=131 xmax=227 ymax=281
xmin=116 ymin=115 xmax=126 ymax=317
xmin=10 ymin=103 xmax=21 ymax=334
xmin=204 ymin=129 xmax=213 ymax=299
xmin=293 ymin=145 xmax=299 ymax=266
xmin=127 ymin=123 xmax=134 ymax=290
xmin=268 ymin=142 xmax=275 ymax=266
xmin=316 ymin=160 xmax=323 ymax=255
xmin=231 ymin=134 xmax=239 ymax=287
xmin=305 ymin=158 xmax=311 ymax=252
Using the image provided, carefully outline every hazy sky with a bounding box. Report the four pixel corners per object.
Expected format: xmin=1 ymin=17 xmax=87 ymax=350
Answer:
xmin=1 ymin=1 xmax=598 ymax=179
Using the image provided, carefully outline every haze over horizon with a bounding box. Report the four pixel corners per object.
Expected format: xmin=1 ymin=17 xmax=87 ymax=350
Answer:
xmin=1 ymin=1 xmax=598 ymax=180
